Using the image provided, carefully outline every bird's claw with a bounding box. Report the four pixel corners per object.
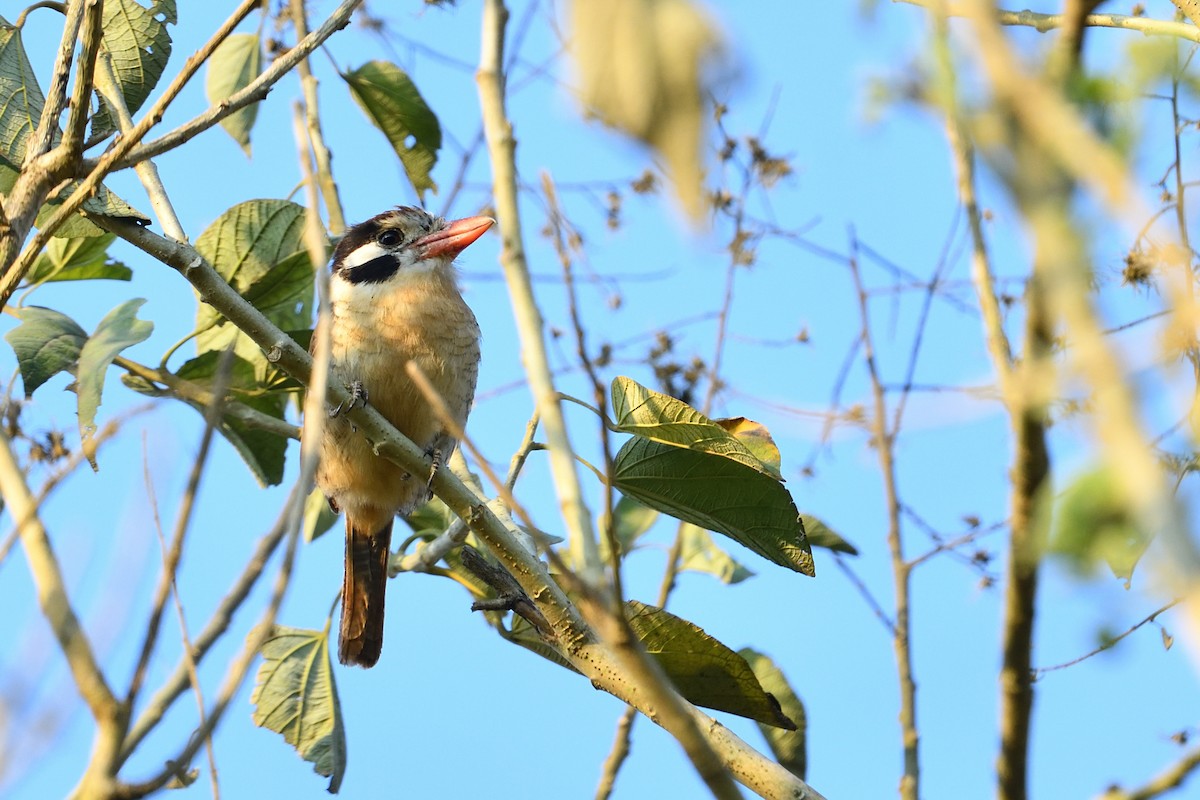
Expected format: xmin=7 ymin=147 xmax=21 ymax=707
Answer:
xmin=329 ymin=380 xmax=368 ymax=417
xmin=425 ymin=447 xmax=442 ymax=497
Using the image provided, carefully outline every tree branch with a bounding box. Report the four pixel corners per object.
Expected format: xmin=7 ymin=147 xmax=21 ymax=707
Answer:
xmin=895 ymin=0 xmax=1200 ymax=43
xmin=476 ymin=0 xmax=601 ymax=579
xmin=0 ymin=0 xmax=91 ymax=294
xmin=0 ymin=425 xmax=125 ymax=797
xmin=102 ymin=0 xmax=362 ymax=173
xmin=289 ymin=0 xmax=347 ymax=236
xmin=1 ymin=0 xmax=360 ymax=310
xmin=848 ymin=235 xmax=920 ymax=800
xmin=112 ymin=356 xmax=300 ymax=441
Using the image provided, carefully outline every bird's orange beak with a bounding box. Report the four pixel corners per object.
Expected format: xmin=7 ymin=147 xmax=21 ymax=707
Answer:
xmin=414 ymin=215 xmax=495 ymax=260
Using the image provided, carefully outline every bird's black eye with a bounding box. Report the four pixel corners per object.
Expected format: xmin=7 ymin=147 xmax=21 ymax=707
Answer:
xmin=378 ymin=229 xmax=402 ymax=247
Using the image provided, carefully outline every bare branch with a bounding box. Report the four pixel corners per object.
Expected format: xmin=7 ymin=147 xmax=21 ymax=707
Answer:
xmin=112 ymin=356 xmax=300 ymax=441
xmin=126 ymin=350 xmax=231 ymax=704
xmin=476 ymin=0 xmax=600 ymax=579
xmin=0 ymin=425 xmax=123 ymax=793
xmin=1035 ymin=601 xmax=1180 ymax=679
xmin=289 ymin=0 xmax=347 ymax=236
xmin=848 ymin=234 xmax=920 ymax=800
xmin=895 ymin=0 xmax=1200 ymax=43
xmin=1099 ymin=744 xmax=1200 ymax=800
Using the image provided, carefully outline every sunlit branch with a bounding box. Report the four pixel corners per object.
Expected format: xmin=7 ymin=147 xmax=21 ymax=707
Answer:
xmin=895 ymin=0 xmax=1200 ymax=43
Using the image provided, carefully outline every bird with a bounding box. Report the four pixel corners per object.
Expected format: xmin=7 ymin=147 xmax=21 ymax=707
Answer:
xmin=310 ymin=206 xmax=492 ymax=668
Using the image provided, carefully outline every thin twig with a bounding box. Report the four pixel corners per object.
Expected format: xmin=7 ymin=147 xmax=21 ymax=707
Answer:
xmin=140 ymin=437 xmax=219 ymax=799
xmin=1034 ymin=600 xmax=1180 ymax=679
xmin=112 ymin=356 xmax=300 ymax=441
xmin=0 ymin=0 xmax=90 ymax=300
xmin=849 ymin=230 xmax=920 ymax=800
xmin=832 ymin=552 xmax=897 ymax=635
xmin=126 ymin=349 xmax=231 ymax=711
xmin=290 ymin=0 xmax=347 ymax=235
xmin=92 ymin=49 xmax=186 ymax=241
xmin=2 ymin=0 xmax=359 ymax=307
xmin=542 ymin=173 xmax=622 ymax=603
xmin=595 ymin=707 xmax=636 ymax=800
xmin=393 ymin=413 xmax=541 ymax=574
xmin=119 ymin=511 xmax=290 ymax=762
xmin=115 ymin=488 xmax=307 ymax=798
xmin=1098 ymin=743 xmax=1200 ymax=800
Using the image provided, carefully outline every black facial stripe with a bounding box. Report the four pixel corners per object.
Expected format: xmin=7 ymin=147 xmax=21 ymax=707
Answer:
xmin=331 ymin=216 xmax=382 ymax=271
xmin=342 ymin=254 xmax=401 ymax=284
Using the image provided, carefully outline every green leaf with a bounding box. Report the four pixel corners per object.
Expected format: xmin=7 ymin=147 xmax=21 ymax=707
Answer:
xmin=678 ymin=523 xmax=755 ymax=584
xmin=196 ymin=199 xmax=309 ymax=291
xmin=4 ymin=306 xmax=87 ymax=397
xmin=599 ymin=494 xmax=659 ymax=562
xmin=174 ymin=349 xmax=261 ymax=393
xmin=627 ymin=600 xmax=795 ymax=729
xmin=0 ymin=18 xmax=44 ymax=169
xmin=26 ymin=233 xmax=132 ymax=284
xmin=800 ymin=514 xmax=858 ymax=556
xmin=401 ymin=494 xmax=456 ymax=536
xmin=506 ymin=612 xmax=579 ymax=674
xmin=739 ymin=648 xmax=807 ymax=780
xmin=304 ymin=488 xmax=339 ymax=543
xmin=76 ymin=299 xmax=153 ymax=469
xmin=211 ymin=393 xmax=288 ymax=486
xmin=175 ymin=351 xmax=290 ymax=486
xmin=194 ymin=200 xmax=315 ymax=371
xmin=35 ymin=180 xmax=150 ymax=237
xmin=343 ymin=61 xmax=441 ymax=200
xmin=1051 ymin=466 xmax=1148 ymax=583
xmin=250 ymin=625 xmax=346 ymax=793
xmin=611 ymin=376 xmax=782 ymax=480
xmin=205 ymin=33 xmax=262 ymax=155
xmin=242 ymin=249 xmax=317 ymax=321
xmin=612 ymin=494 xmax=659 ymax=546
xmin=0 ymin=20 xmax=147 ymax=236
xmin=91 ymin=0 xmax=176 ymax=140
xmin=613 ymin=436 xmax=814 ymax=576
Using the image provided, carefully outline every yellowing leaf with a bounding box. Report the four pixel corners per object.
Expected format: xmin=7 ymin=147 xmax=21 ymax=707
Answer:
xmin=568 ymin=0 xmax=717 ymax=220
xmin=611 ymin=376 xmax=782 ymax=480
xmin=717 ymin=416 xmax=783 ymax=478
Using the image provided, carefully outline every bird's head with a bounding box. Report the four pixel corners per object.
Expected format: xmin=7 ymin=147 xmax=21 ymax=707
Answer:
xmin=331 ymin=207 xmax=495 ymax=285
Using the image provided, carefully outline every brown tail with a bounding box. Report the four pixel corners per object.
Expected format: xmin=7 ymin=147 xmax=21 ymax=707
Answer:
xmin=339 ymin=517 xmax=393 ymax=667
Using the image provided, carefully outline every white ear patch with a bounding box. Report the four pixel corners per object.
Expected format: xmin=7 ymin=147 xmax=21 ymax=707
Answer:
xmin=341 ymin=240 xmax=389 ymax=269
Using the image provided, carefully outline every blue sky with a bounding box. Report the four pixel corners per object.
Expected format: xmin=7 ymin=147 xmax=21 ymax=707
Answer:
xmin=3 ymin=2 xmax=1199 ymax=799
